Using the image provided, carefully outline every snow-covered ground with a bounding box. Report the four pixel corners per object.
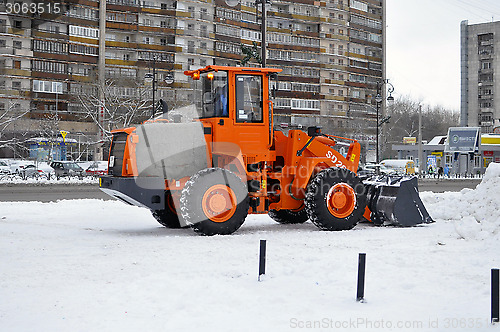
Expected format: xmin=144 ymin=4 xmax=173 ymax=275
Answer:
xmin=0 ymin=165 xmax=499 ymax=331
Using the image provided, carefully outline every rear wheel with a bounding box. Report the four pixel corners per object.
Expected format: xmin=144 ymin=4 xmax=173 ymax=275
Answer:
xmin=268 ymin=205 xmax=308 ymax=224
xmin=180 ymin=168 xmax=249 ymax=236
xmin=305 ymin=167 xmax=366 ymax=231
xmin=151 ymin=192 xmax=181 ymax=228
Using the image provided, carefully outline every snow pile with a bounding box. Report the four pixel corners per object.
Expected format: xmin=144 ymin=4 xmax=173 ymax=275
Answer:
xmin=421 ymin=162 xmax=500 ymax=240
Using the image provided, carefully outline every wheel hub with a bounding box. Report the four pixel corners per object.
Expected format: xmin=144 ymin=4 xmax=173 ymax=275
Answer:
xmin=326 ymin=183 xmax=356 ymax=218
xmin=202 ymin=184 xmax=237 ymax=223
xmin=208 ymin=192 xmax=227 ymax=214
xmin=332 ymin=191 xmax=347 ymax=209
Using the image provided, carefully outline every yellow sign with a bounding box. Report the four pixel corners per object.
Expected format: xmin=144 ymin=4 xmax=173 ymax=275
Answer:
xmin=403 ymin=137 xmax=417 ymax=144
xmin=60 ymin=130 xmax=68 ymax=143
xmin=482 ymin=135 xmax=500 ymax=145
xmin=431 ymin=152 xmax=443 ymax=157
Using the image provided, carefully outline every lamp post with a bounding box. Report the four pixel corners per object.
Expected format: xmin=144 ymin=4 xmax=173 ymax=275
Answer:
xmin=226 ymin=0 xmax=269 ymax=67
xmin=256 ymin=0 xmax=270 ymax=67
xmin=374 ymin=80 xmax=395 ymax=164
xmin=145 ymin=56 xmax=158 ymax=119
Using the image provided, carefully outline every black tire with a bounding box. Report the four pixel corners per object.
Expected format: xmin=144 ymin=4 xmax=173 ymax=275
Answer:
xmin=305 ymin=167 xmax=366 ymax=231
xmin=268 ymin=205 xmax=308 ymax=224
xmin=151 ymin=192 xmax=181 ymax=228
xmin=180 ymin=168 xmax=249 ymax=236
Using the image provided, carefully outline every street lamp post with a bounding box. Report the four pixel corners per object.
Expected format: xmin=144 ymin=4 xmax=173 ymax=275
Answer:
xmin=256 ymin=0 xmax=269 ymax=67
xmin=374 ymin=80 xmax=395 ymax=164
xmin=226 ymin=0 xmax=269 ymax=67
xmin=145 ymin=56 xmax=158 ymax=119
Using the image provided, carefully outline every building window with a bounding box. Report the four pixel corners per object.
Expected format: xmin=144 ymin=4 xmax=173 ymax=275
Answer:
xmin=482 ymin=62 xmax=491 ymax=70
xmin=69 ymin=25 xmax=99 ymax=39
xmin=12 ymin=81 xmax=21 ymax=89
xmin=14 ymin=20 xmax=22 ymax=29
xmin=200 ymin=8 xmax=208 ymax=19
xmin=0 ymin=39 xmax=6 ymax=48
xmin=13 ymin=41 xmax=22 ymax=49
xmin=13 ymin=60 xmax=21 ymax=69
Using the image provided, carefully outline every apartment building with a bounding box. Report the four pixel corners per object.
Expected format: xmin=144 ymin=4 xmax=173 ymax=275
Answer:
xmin=0 ymin=0 xmax=384 ymax=159
xmin=461 ymin=20 xmax=500 ymax=134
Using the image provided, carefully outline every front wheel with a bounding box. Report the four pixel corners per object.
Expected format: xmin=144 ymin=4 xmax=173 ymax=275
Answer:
xmin=305 ymin=168 xmax=366 ymax=231
xmin=180 ymin=168 xmax=249 ymax=236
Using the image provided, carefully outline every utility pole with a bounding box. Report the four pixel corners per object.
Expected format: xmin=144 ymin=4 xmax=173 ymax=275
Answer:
xmin=256 ymin=0 xmax=267 ymax=67
xmin=418 ymin=104 xmax=423 ymax=177
xmin=261 ymin=0 xmax=266 ymax=67
xmin=97 ymin=0 xmax=106 ymax=161
xmin=152 ymin=57 xmax=156 ymax=118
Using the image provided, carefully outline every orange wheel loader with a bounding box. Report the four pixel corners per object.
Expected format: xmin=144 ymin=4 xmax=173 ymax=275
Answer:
xmin=99 ymin=66 xmax=432 ymax=235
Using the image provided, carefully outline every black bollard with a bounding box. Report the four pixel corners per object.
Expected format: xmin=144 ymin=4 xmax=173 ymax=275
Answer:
xmin=356 ymin=253 xmax=366 ymax=302
xmin=258 ymin=240 xmax=266 ymax=281
xmin=493 ymin=269 xmax=499 ymax=324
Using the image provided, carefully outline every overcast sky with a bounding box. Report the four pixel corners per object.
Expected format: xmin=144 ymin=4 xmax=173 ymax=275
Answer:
xmin=386 ymin=0 xmax=500 ymax=111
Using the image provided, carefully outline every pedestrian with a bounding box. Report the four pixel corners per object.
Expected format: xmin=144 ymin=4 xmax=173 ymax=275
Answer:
xmin=437 ymin=166 xmax=443 ymax=179
xmin=444 ymin=165 xmax=449 ymax=178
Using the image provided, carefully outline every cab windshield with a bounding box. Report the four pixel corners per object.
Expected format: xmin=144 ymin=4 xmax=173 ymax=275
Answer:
xmin=199 ymin=71 xmax=228 ymax=118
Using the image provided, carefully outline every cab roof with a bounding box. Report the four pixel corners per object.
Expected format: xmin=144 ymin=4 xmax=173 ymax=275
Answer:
xmin=184 ymin=65 xmax=282 ymax=78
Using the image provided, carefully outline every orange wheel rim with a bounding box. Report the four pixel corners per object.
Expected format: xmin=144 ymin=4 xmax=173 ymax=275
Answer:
xmin=326 ymin=183 xmax=356 ymax=218
xmin=202 ymin=184 xmax=237 ymax=223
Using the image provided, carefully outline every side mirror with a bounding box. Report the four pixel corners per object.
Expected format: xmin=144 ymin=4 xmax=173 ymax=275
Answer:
xmin=268 ymin=73 xmax=278 ymax=99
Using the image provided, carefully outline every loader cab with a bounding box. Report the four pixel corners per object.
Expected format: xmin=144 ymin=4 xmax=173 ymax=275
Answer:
xmin=185 ymin=66 xmax=282 ymax=164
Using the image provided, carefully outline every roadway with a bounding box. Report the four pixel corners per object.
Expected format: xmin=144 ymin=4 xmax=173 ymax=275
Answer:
xmin=0 ymin=179 xmax=482 ymax=202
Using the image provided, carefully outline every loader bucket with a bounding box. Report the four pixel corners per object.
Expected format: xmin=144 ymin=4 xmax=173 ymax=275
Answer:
xmin=364 ymin=176 xmax=433 ymax=227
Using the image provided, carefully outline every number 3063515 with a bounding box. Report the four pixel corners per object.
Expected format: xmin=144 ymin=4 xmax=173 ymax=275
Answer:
xmin=6 ymin=2 xmax=61 ymax=15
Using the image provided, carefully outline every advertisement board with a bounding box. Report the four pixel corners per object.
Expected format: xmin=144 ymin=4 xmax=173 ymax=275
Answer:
xmin=445 ymin=127 xmax=480 ymax=153
xmin=403 ymin=137 xmax=417 ymax=144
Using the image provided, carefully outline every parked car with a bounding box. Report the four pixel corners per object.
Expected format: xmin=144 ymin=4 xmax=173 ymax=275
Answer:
xmin=84 ymin=161 xmax=108 ymax=176
xmin=19 ymin=164 xmax=47 ymax=179
xmin=50 ymin=161 xmax=85 ymax=179
xmin=0 ymin=160 xmax=10 ymax=174
xmin=357 ymin=163 xmax=396 ymax=178
xmin=8 ymin=160 xmax=32 ymax=174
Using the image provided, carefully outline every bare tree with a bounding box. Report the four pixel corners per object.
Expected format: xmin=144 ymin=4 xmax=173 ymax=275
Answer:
xmin=0 ymin=103 xmax=30 ymax=153
xmin=76 ymin=79 xmax=152 ymax=140
xmin=380 ymin=95 xmax=460 ymax=159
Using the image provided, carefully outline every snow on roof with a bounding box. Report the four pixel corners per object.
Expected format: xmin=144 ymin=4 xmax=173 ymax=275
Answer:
xmin=27 ymin=137 xmax=78 ymax=143
xmin=427 ymin=135 xmax=447 ymax=145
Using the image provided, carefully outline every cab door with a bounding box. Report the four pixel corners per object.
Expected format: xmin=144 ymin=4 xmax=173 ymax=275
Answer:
xmin=230 ymin=73 xmax=271 ymax=161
